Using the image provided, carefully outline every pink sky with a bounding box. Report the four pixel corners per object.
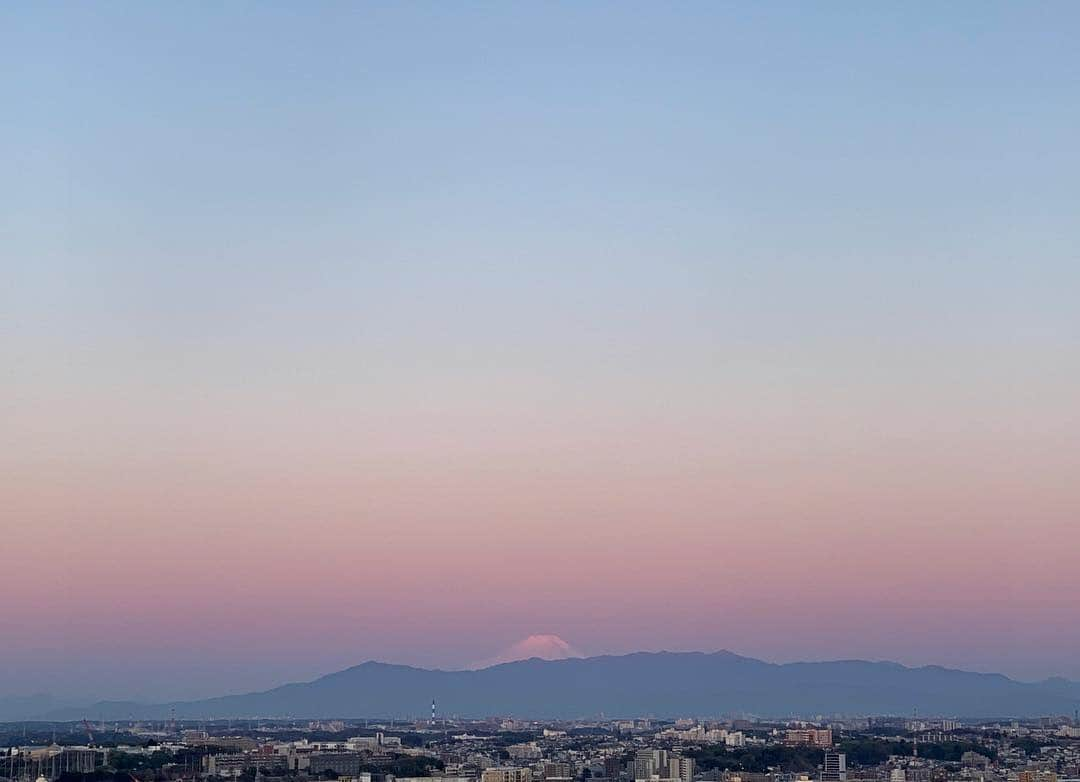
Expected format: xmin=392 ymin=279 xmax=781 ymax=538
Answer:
xmin=4 ymin=1 xmax=1079 ymax=703
xmin=4 ymin=371 xmax=1078 ymax=699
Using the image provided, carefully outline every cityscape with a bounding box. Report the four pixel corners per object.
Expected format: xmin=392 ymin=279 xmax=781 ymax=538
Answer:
xmin=3 ymin=706 xmax=1080 ymax=782
xmin=4 ymin=647 xmax=1080 ymax=782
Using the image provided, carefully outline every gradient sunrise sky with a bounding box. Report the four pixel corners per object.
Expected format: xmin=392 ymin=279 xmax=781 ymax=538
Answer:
xmin=3 ymin=2 xmax=1079 ymax=702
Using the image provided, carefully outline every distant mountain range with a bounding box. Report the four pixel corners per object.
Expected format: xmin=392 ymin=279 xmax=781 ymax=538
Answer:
xmin=0 ymin=693 xmax=91 ymax=723
xmin=10 ymin=651 xmax=1080 ymax=721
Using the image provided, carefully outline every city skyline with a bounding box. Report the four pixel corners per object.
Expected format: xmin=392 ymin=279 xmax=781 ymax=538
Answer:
xmin=4 ymin=4 xmax=1079 ymax=703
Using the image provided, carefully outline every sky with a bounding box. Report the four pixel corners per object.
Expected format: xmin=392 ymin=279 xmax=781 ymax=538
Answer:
xmin=2 ymin=2 xmax=1079 ymax=703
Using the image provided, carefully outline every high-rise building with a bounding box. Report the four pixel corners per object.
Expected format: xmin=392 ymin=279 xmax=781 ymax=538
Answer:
xmin=633 ymin=750 xmax=669 ymax=780
xmin=632 ymin=759 xmax=652 ymax=780
xmin=667 ymin=757 xmax=694 ymax=782
xmin=822 ymin=753 xmax=847 ymax=782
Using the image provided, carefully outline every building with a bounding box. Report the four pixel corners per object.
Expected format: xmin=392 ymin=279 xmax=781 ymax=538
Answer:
xmin=346 ymin=733 xmax=400 ymax=751
xmin=482 ymin=768 xmax=533 ymax=782
xmin=1019 ymin=773 xmax=1058 ymax=782
xmin=634 ymin=750 xmax=669 ymax=780
xmin=788 ymin=730 xmax=834 ymax=748
xmin=507 ymin=744 xmax=542 ymax=761
xmin=307 ymin=753 xmax=370 ymax=776
xmin=667 ymin=757 xmax=694 ymax=782
xmin=205 ymin=753 xmax=288 ymax=776
xmin=544 ymin=764 xmax=574 ymax=779
xmin=822 ymin=753 xmax=846 ymax=782
xmin=961 ymin=752 xmax=990 ymax=769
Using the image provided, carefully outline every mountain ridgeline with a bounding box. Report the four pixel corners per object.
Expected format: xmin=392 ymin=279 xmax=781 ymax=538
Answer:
xmin=27 ymin=651 xmax=1080 ymax=721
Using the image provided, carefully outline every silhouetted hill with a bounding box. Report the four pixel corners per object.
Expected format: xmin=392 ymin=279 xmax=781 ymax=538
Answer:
xmin=0 ymin=693 xmax=88 ymax=722
xmin=34 ymin=651 xmax=1080 ymax=721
